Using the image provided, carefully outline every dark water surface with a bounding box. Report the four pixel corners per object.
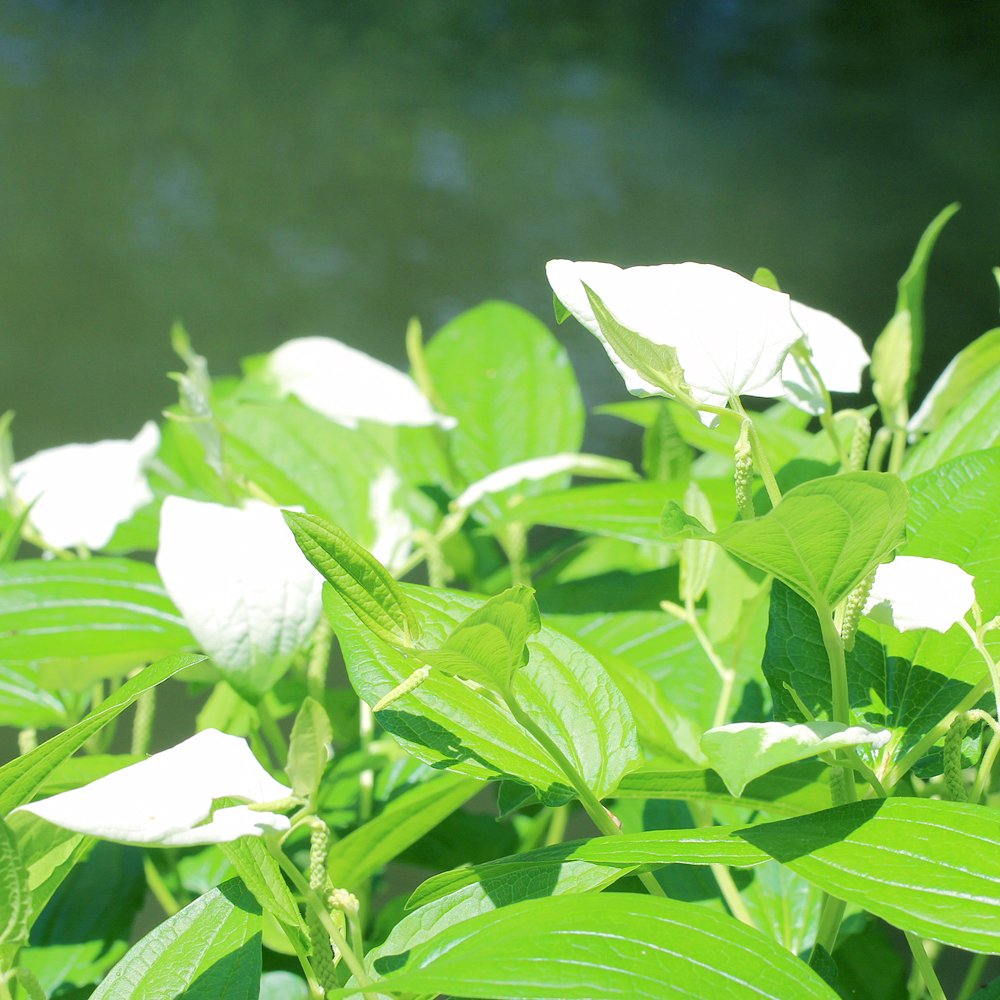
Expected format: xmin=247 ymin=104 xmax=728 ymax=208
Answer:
xmin=3 ymin=0 xmax=999 ymax=458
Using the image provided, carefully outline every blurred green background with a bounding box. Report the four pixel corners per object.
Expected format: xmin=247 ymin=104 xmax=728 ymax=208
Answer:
xmin=3 ymin=0 xmax=999 ymax=457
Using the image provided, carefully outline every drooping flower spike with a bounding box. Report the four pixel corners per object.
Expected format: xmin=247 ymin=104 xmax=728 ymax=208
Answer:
xmin=15 ymin=729 xmax=292 ymax=846
xmin=8 ymin=422 xmax=160 ymax=550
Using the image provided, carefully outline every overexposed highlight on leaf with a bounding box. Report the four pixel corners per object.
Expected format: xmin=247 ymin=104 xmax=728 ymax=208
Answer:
xmin=783 ymin=302 xmax=870 ymax=414
xmin=546 ymin=259 xmax=803 ymax=408
xmin=702 ymin=721 xmax=891 ymax=797
xmin=863 ymin=555 xmax=976 ymax=633
xmin=266 ymin=336 xmax=455 ymax=429
xmin=10 ymin=422 xmax=160 ymax=550
xmin=156 ymin=497 xmax=323 ymax=697
xmin=453 ymin=453 xmax=637 ymax=511
xmin=14 ymin=729 xmax=291 ymax=846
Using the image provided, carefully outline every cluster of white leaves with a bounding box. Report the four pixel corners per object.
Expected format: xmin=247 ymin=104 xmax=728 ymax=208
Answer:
xmin=547 ymin=259 xmax=869 ymax=417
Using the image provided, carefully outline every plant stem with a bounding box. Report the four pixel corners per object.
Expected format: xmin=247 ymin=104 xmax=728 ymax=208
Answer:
xmin=956 ymin=953 xmax=988 ymax=1000
xmin=814 ymin=895 xmax=846 ymax=954
xmin=359 ymin=700 xmax=375 ymax=824
xmin=867 ymin=426 xmax=892 ymax=472
xmin=544 ymin=804 xmax=570 ymax=847
xmin=730 ymin=397 xmax=782 ymax=507
xmin=257 ymin=698 xmax=289 ymax=764
xmin=501 ymin=693 xmax=666 ymax=898
xmin=971 ymin=722 xmax=1000 ymax=803
xmin=270 ymin=844 xmax=373 ymax=989
xmin=904 ymin=931 xmax=947 ymax=1000
xmin=143 ymin=855 xmax=181 ymax=916
xmin=307 ymin=618 xmax=333 ymax=704
xmin=888 ymin=426 xmax=909 ymax=475
xmin=817 ymin=605 xmax=857 ymax=803
xmin=960 ymin=619 xmax=1000 ymax=719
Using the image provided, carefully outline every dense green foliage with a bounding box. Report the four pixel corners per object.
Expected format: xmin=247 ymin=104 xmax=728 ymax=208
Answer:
xmin=1 ymin=208 xmax=999 ymax=999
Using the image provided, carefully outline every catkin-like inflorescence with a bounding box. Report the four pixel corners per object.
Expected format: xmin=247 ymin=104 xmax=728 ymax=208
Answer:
xmin=307 ymin=819 xmax=338 ymax=990
xmin=734 ymin=420 xmax=754 ymax=519
xmin=840 ymin=572 xmax=875 ymax=652
xmin=943 ymin=713 xmax=973 ymax=802
xmin=846 ymin=412 xmax=872 ymax=472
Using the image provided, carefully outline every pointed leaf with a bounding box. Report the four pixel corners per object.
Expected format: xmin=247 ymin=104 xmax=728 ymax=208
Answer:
xmin=284 ymin=510 xmax=419 ymax=645
xmin=355 ymin=894 xmax=839 ymax=1000
xmin=90 ymin=878 xmax=261 ymax=999
xmin=742 ymin=797 xmax=1000 ymax=954
xmin=285 ymin=697 xmax=332 ymax=801
xmin=0 ymin=815 xmax=29 ymax=952
xmin=664 ymin=472 xmax=908 ymax=609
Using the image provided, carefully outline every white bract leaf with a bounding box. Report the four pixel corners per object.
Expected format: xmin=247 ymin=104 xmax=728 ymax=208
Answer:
xmin=14 ymin=729 xmax=291 ymax=846
xmin=782 ymin=302 xmax=871 ymax=414
xmin=368 ymin=466 xmax=414 ymax=574
xmin=863 ymin=555 xmax=976 ymax=633
xmin=10 ymin=422 xmax=160 ymax=550
xmin=702 ymin=721 xmax=891 ymax=797
xmin=266 ymin=336 xmax=455 ymax=429
xmin=156 ymin=497 xmax=323 ymax=697
xmin=546 ymin=259 xmax=803 ymax=411
xmin=453 ymin=452 xmax=637 ymax=511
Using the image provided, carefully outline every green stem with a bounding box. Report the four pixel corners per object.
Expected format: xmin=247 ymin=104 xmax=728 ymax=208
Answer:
xmin=971 ymin=723 xmax=1000 ymax=803
xmin=143 ymin=855 xmax=181 ymax=916
xmin=256 ymin=698 xmax=289 ymax=764
xmin=270 ymin=844 xmax=373 ymax=989
xmin=956 ymin=953 xmax=988 ymax=1000
xmin=960 ymin=619 xmax=1000 ymax=719
xmin=730 ymin=397 xmax=782 ymax=507
xmin=544 ymin=804 xmax=570 ymax=847
xmin=359 ymin=700 xmax=375 ymax=824
xmin=904 ymin=931 xmax=947 ymax=1000
xmin=502 ymin=693 xmax=665 ymax=898
xmin=888 ymin=426 xmax=909 ymax=475
xmin=814 ymin=895 xmax=846 ymax=954
xmin=867 ymin=426 xmax=892 ymax=472
xmin=817 ymin=605 xmax=856 ymax=803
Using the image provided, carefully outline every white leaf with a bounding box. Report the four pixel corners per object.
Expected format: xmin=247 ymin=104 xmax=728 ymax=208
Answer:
xmin=156 ymin=497 xmax=323 ymax=697
xmin=782 ymin=302 xmax=870 ymax=414
xmin=266 ymin=336 xmax=455 ymax=429
xmin=547 ymin=259 xmax=803 ymax=407
xmin=11 ymin=422 xmax=160 ymax=550
xmin=702 ymin=721 xmax=891 ymax=797
xmin=15 ymin=729 xmax=292 ymax=846
xmin=863 ymin=555 xmax=976 ymax=633
xmin=453 ymin=453 xmax=637 ymax=511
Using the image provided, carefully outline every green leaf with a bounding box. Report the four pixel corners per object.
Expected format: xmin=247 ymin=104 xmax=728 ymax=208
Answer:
xmin=90 ymin=878 xmax=261 ymax=1000
xmin=407 ymin=826 xmax=768 ymax=911
xmin=969 ymin=978 xmax=1000 ymax=1000
xmin=833 ymin=921 xmax=908 ymax=1000
xmin=285 ymin=696 xmax=332 ymax=801
xmin=742 ymin=797 xmax=1000 ymax=954
xmin=871 ymin=310 xmax=913 ymax=424
xmin=583 ymin=283 xmax=688 ymax=396
xmin=330 ymin=585 xmax=639 ymax=802
xmin=678 ymin=481 xmax=716 ymax=604
xmin=664 ymin=472 xmax=908 ymax=610
xmin=503 ymin=479 xmax=732 ymax=545
xmin=218 ymin=836 xmax=307 ymax=954
xmin=420 ymin=585 xmax=540 ymax=691
xmin=369 ymin=857 xmax=627 ymax=977
xmin=283 ymin=510 xmax=419 ymax=646
xmin=909 ymin=327 xmax=1000 ymax=434
xmin=0 ymin=558 xmax=194 ymax=694
xmin=425 ymin=301 xmax=584 ymax=510
xmin=0 ymin=652 xmax=203 ymax=816
xmin=894 ymin=202 xmax=959 ymax=388
xmin=616 ymin=760 xmax=832 ymax=816
xmin=354 ymin=894 xmax=839 ymax=1000
xmin=904 ymin=448 xmax=1000 ymax=615
xmin=0 ymin=815 xmax=29 ymax=954
xmin=762 ymin=582 xmax=974 ymax=763
xmin=701 ymin=721 xmax=888 ymax=796
xmin=21 ymin=842 xmax=145 ymax=994
xmin=327 ymin=772 xmax=483 ymax=889
xmin=752 ymin=266 xmax=781 ymax=291
xmin=904 ymin=365 xmax=1000 ymax=477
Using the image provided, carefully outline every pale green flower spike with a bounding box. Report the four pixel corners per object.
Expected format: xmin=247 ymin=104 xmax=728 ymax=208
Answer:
xmin=863 ymin=555 xmax=976 ymax=633
xmin=373 ymin=666 xmax=432 ymax=712
xmin=266 ymin=335 xmax=455 ymax=429
xmin=734 ymin=419 xmax=754 ymax=519
xmin=14 ymin=729 xmax=292 ymax=846
xmin=840 ymin=572 xmax=875 ymax=651
xmin=8 ymin=421 xmax=159 ymax=550
xmin=847 ymin=411 xmax=872 ymax=472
